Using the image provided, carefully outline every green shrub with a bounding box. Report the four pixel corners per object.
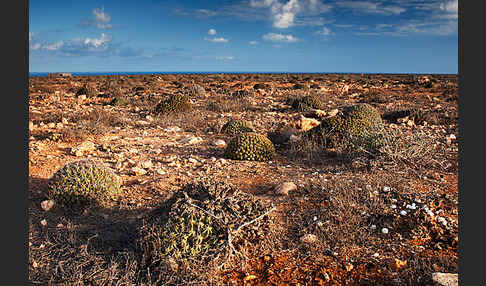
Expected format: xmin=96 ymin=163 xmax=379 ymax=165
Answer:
xmin=76 ymin=85 xmax=98 ymax=97
xmin=220 ymin=119 xmax=254 ymax=135
xmin=291 ymin=95 xmax=324 ymax=112
xmin=108 ymin=96 xmax=131 ymax=107
xmin=155 ymin=94 xmax=192 ymax=114
xmin=224 ymin=132 xmax=275 ymax=161
xmin=188 ymin=84 xmax=206 ymax=97
xmin=139 ymin=179 xmax=270 ymax=265
xmin=305 ymin=103 xmax=383 ymax=147
xmin=47 ymin=160 xmax=121 ymax=207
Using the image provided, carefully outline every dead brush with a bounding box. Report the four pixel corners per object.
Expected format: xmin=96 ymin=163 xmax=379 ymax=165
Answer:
xmin=340 ymin=128 xmax=435 ymax=168
xmin=206 ymin=96 xmax=252 ymax=113
xmin=63 ymin=108 xmax=130 ymax=139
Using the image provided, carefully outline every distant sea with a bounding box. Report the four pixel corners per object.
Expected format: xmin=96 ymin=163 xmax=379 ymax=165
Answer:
xmin=29 ymin=71 xmax=444 ymax=78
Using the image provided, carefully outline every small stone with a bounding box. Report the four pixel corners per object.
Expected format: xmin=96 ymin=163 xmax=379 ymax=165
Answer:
xmin=289 ymin=134 xmax=301 ymax=143
xmin=56 ymin=122 xmax=63 ymax=128
xmin=163 ymin=126 xmax=182 ymax=132
xmin=40 ymin=200 xmax=55 ymax=211
xmin=40 ymin=219 xmax=47 ymax=226
xmin=275 ymin=181 xmax=297 ymax=196
xmin=328 ymin=109 xmax=339 ymax=117
xmin=131 ymin=167 xmax=147 ymax=176
xmin=156 ymin=169 xmax=166 ymax=175
xmin=381 ymin=227 xmax=389 ymax=234
xmin=29 ymin=121 xmax=35 ymax=131
xmin=400 ymin=210 xmax=407 ymax=216
xmin=188 ymin=157 xmax=198 ymax=164
xmin=180 ymin=135 xmax=203 ymax=145
xmin=212 ymin=139 xmax=226 ymax=148
xmin=391 ymin=204 xmax=397 ymax=209
xmin=300 ymin=233 xmax=318 ymax=244
xmin=431 ymin=272 xmax=458 ymax=286
xmin=382 ymin=186 xmax=391 ymax=192
xmin=62 ymin=117 xmax=69 ymax=125
xmin=47 ymin=122 xmax=56 ymax=128
xmin=71 ymin=141 xmax=96 ymax=157
xmin=140 ymin=160 xmax=153 ymax=169
xmin=372 ymin=252 xmax=380 ymax=258
xmin=297 ymin=115 xmax=320 ymax=131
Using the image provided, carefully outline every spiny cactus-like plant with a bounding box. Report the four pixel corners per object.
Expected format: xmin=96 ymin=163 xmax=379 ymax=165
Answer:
xmin=139 ymin=179 xmax=270 ymax=265
xmin=305 ymin=103 xmax=383 ymax=147
xmin=155 ymin=94 xmax=192 ymax=114
xmin=188 ymin=84 xmax=206 ymax=97
xmin=231 ymin=89 xmax=253 ymax=99
xmin=220 ymin=119 xmax=254 ymax=135
xmin=108 ymin=95 xmax=130 ymax=107
xmin=224 ymin=132 xmax=276 ymax=161
xmin=76 ymin=85 xmax=98 ymax=98
xmin=291 ymin=95 xmax=324 ymax=112
xmin=48 ymin=160 xmax=121 ymax=207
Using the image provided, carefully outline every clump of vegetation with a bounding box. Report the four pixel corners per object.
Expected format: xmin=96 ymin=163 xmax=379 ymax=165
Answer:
xmin=188 ymin=84 xmax=206 ymax=97
xmin=292 ymin=83 xmax=307 ymax=90
xmin=224 ymin=132 xmax=276 ymax=161
xmin=155 ymin=94 xmax=192 ymax=114
xmin=108 ymin=95 xmax=131 ymax=107
xmin=48 ymin=160 xmax=121 ymax=208
xmin=342 ymin=128 xmax=435 ymax=165
xmin=253 ymin=83 xmax=267 ymax=90
xmin=220 ymin=119 xmax=254 ymax=135
xmin=231 ymin=89 xmax=253 ymax=99
xmin=139 ymin=179 xmax=271 ymax=269
xmin=76 ymin=85 xmax=98 ymax=97
xmin=304 ymin=103 xmax=383 ymax=147
xmin=290 ymin=95 xmax=325 ymax=112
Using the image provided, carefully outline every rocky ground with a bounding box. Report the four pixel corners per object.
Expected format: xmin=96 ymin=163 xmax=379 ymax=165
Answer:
xmin=28 ymin=73 xmax=458 ymax=285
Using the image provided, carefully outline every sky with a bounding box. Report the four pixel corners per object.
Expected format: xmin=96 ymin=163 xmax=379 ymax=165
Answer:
xmin=29 ymin=0 xmax=458 ymax=74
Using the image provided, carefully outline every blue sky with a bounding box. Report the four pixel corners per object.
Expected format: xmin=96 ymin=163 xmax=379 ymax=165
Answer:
xmin=29 ymin=0 xmax=458 ymax=73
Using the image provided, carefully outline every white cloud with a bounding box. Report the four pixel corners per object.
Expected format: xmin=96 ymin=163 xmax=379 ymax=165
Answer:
xmin=43 ymin=41 xmax=64 ymax=51
xmin=93 ymin=7 xmax=111 ymax=22
xmin=262 ymin=32 xmax=299 ymax=42
xmin=205 ymin=37 xmax=229 ymax=43
xmin=84 ymin=33 xmax=112 ymax=48
xmin=216 ymin=56 xmax=234 ymax=60
xmin=30 ymin=43 xmax=41 ymax=50
xmin=249 ymin=40 xmax=259 ymax=45
xmin=334 ymin=24 xmax=353 ymax=28
xmin=29 ymin=32 xmax=34 ymax=42
xmin=208 ymin=28 xmax=217 ymax=35
xmin=337 ymin=1 xmax=405 ymax=15
xmin=80 ymin=7 xmax=113 ymax=29
xmin=439 ymin=0 xmax=458 ymax=19
xmin=250 ymin=0 xmax=331 ymax=29
xmin=315 ymin=26 xmax=332 ymax=36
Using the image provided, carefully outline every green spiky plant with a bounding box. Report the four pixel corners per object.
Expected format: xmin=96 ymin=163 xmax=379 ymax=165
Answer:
xmin=291 ymin=95 xmax=324 ymax=112
xmin=305 ymin=103 xmax=383 ymax=147
xmin=224 ymin=132 xmax=276 ymax=161
xmin=139 ymin=179 xmax=270 ymax=267
xmin=48 ymin=160 xmax=121 ymax=208
xmin=155 ymin=94 xmax=192 ymax=114
xmin=76 ymin=85 xmax=98 ymax=98
xmin=220 ymin=119 xmax=254 ymax=135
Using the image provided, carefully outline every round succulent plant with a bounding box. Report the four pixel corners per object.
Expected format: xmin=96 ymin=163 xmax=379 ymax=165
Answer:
xmin=220 ymin=119 xmax=254 ymax=135
xmin=224 ymin=132 xmax=276 ymax=161
xmin=291 ymin=95 xmax=324 ymax=112
xmin=305 ymin=103 xmax=383 ymax=146
xmin=139 ymin=179 xmax=270 ymax=265
xmin=155 ymin=94 xmax=192 ymax=114
xmin=48 ymin=160 xmax=121 ymax=207
xmin=188 ymin=84 xmax=206 ymax=97
xmin=76 ymin=85 xmax=98 ymax=97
